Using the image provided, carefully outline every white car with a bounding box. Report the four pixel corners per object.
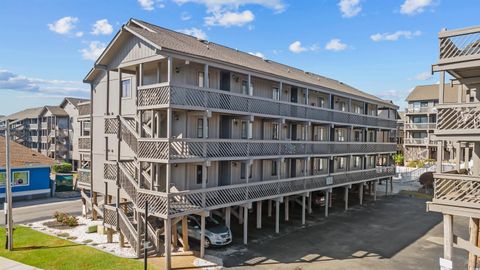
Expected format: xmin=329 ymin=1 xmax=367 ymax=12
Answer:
xmin=178 ymin=215 xmax=232 ymax=248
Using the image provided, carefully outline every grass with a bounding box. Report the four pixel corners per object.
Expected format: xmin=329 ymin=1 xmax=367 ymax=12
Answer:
xmin=399 ymin=190 xmax=433 ymax=200
xmin=0 ymin=226 xmax=160 ymax=270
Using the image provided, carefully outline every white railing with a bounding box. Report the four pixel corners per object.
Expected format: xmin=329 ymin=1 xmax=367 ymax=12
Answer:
xmin=137 ymin=83 xmax=396 ymax=129
xmin=404 ymin=138 xmax=433 ymax=145
xmin=436 ymin=103 xmax=480 ymax=134
xmin=136 ymin=138 xmax=396 ymax=161
xmin=405 ymin=107 xmax=436 ymax=114
xmin=404 ymin=123 xmax=436 ymax=129
xmin=439 ymin=26 xmax=480 ymax=64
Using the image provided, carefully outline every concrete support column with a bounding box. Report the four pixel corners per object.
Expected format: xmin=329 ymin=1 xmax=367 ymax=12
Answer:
xmin=164 ymin=218 xmax=172 ymax=270
xmin=243 ymin=206 xmax=248 ymax=245
xmin=301 ymin=195 xmax=306 ymax=225
xmin=225 ymin=207 xmax=231 ymax=228
xmin=275 ymin=199 xmax=280 ymax=234
xmin=268 ymin=200 xmax=272 ymax=217
xmin=324 ymin=190 xmax=329 ymax=217
xmin=359 ymin=183 xmax=364 ymax=205
xmin=308 ymin=192 xmax=312 ymax=214
xmin=443 ymin=214 xmax=454 ymax=261
xmin=256 ymin=201 xmax=262 ymax=229
xmin=373 ymin=181 xmax=377 ymax=201
xmin=344 ymin=186 xmax=349 ymax=210
xmin=285 ymin=196 xmax=289 ymax=221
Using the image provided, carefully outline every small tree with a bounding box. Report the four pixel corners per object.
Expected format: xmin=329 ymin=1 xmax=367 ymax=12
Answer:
xmin=393 ymin=153 xmax=404 ymax=166
xmin=53 ymin=162 xmax=73 ymax=173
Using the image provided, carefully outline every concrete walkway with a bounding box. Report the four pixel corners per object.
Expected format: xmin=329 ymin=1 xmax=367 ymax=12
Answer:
xmin=0 ymin=257 xmax=41 ymax=270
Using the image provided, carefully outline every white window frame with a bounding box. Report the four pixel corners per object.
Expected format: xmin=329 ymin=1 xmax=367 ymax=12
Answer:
xmin=121 ymin=79 xmax=132 ymax=99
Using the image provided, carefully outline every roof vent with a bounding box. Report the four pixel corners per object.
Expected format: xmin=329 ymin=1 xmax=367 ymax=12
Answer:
xmin=197 ymin=38 xmax=209 ymax=45
xmin=263 ymin=59 xmax=270 ymax=63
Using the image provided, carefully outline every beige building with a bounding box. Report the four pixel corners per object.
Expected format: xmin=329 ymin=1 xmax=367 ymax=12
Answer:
xmin=403 ymin=84 xmax=459 ymax=161
xmin=426 ymin=25 xmax=480 ymax=270
xmin=81 ymin=19 xmax=397 ymax=269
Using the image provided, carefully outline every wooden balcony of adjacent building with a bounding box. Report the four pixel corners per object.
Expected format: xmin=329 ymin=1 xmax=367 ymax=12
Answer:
xmin=435 ymin=102 xmax=480 ymax=137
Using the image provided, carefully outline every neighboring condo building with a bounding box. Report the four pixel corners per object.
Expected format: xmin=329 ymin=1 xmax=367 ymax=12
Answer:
xmin=426 ymin=25 xmax=480 ymax=270
xmin=403 ymin=84 xmax=458 ymax=161
xmin=82 ymin=19 xmax=398 ymax=269
xmin=396 ymin=111 xmax=404 ymax=154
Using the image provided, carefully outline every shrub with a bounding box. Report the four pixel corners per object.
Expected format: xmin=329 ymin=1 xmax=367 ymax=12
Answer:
xmin=53 ymin=162 xmax=73 ymax=173
xmin=63 ymin=215 xmax=79 ymax=227
xmin=393 ymin=153 xmax=404 ymax=166
xmin=407 ymin=160 xmax=418 ymax=168
xmin=53 ymin=211 xmax=67 ymax=223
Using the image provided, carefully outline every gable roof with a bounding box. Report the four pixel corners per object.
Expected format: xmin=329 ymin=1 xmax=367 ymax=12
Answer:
xmin=86 ymin=18 xmax=397 ymax=108
xmin=0 ymin=137 xmax=54 ymax=168
xmin=60 ymin=97 xmax=89 ymax=108
xmin=406 ymin=84 xmax=459 ymax=102
xmin=40 ymin=106 xmax=68 ymax=117
xmin=3 ymin=107 xmax=43 ymax=122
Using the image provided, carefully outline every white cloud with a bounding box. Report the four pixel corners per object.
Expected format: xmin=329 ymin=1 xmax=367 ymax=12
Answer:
xmin=325 ymin=39 xmax=348 ymax=51
xmin=173 ymin=0 xmax=285 ymax=27
xmin=178 ymin=27 xmax=208 ymax=40
xmin=338 ymin=0 xmax=361 ymax=18
xmin=138 ymin=0 xmax=165 ymax=10
xmin=75 ymin=32 xmax=84 ymax=37
xmin=288 ymin=41 xmax=319 ymax=54
xmin=370 ymin=30 xmax=421 ymax=42
xmin=400 ymin=0 xmax=433 ymax=15
xmin=0 ymin=69 xmax=89 ymax=97
xmin=409 ymin=71 xmax=433 ymax=81
xmin=80 ymin=41 xmax=106 ymax=61
xmin=248 ymin=52 xmax=265 ymax=58
xmin=181 ymin=12 xmax=192 ymax=21
xmin=48 ymin=17 xmax=79 ymax=35
xmin=205 ymin=10 xmax=254 ymax=27
xmin=91 ymin=19 xmax=113 ymax=35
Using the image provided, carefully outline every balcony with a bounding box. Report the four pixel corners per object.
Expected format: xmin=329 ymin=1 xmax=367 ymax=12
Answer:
xmin=438 ymin=26 xmax=480 ymax=65
xmin=136 ymin=138 xmax=396 ymax=162
xmin=404 ymin=138 xmax=434 ymax=145
xmin=405 ymin=107 xmax=436 ymax=114
xmin=108 ymin=161 xmax=394 ymax=218
xmin=436 ymin=103 xmax=480 ymax=136
xmin=76 ymin=169 xmax=91 ymax=189
xmin=137 ymin=83 xmax=396 ymax=129
xmin=404 ymin=123 xmax=436 ymax=130
xmin=432 ymin=173 xmax=480 ymax=210
xmin=78 ymin=137 xmax=91 ymax=151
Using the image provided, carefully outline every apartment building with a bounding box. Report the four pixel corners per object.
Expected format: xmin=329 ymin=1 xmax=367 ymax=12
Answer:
xmin=403 ymin=84 xmax=458 ymax=161
xmin=1 ymin=98 xmax=89 ymax=166
xmin=397 ymin=111 xmax=404 ymax=154
xmin=426 ymin=25 xmax=480 ymax=270
xmin=82 ymin=19 xmax=397 ymax=269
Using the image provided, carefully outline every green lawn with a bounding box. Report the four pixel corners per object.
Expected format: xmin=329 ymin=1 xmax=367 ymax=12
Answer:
xmin=0 ymin=226 xmax=160 ymax=270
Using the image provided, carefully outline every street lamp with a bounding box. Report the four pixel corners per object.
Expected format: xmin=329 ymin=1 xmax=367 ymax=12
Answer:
xmin=4 ymin=119 xmax=13 ymax=251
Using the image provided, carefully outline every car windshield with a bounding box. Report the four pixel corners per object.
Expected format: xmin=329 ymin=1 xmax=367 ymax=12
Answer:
xmin=205 ymin=217 xmax=220 ymax=228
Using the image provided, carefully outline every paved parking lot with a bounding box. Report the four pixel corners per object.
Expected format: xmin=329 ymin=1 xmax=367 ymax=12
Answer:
xmin=206 ymin=193 xmax=469 ymax=270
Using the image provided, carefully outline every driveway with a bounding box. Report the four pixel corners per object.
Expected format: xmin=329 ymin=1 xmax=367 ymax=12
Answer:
xmin=207 ymin=194 xmax=469 ymax=270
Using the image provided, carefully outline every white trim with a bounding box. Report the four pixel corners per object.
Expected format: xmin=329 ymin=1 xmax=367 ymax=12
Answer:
xmin=0 ymin=189 xmax=51 ymax=198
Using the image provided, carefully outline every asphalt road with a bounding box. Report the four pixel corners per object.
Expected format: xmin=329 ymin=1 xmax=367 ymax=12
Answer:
xmin=0 ymin=197 xmax=82 ymax=225
xmin=207 ymin=194 xmax=469 ymax=270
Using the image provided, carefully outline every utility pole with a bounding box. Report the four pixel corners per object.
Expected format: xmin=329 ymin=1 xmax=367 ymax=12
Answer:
xmin=4 ymin=119 xmax=13 ymax=251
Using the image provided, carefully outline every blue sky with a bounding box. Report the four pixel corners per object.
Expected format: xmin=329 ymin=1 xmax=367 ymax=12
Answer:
xmin=0 ymin=0 xmax=478 ymax=115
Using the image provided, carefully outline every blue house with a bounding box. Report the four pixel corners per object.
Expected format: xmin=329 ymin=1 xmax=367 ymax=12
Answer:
xmin=0 ymin=136 xmax=54 ymax=200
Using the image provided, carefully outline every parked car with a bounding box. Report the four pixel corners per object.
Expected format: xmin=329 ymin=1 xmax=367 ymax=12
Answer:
xmin=178 ymin=215 xmax=232 ymax=248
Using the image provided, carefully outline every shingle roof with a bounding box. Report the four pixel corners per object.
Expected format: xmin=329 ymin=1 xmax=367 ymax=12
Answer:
xmin=42 ymin=106 xmax=68 ymax=117
xmin=0 ymin=137 xmax=55 ymax=168
xmin=63 ymin=97 xmax=89 ymax=107
xmin=406 ymin=84 xmax=459 ymax=102
xmin=3 ymin=107 xmax=43 ymax=121
xmin=89 ymin=19 xmax=396 ymax=108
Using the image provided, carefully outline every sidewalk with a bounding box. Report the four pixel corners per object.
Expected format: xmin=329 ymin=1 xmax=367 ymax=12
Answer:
xmin=0 ymin=257 xmax=41 ymax=270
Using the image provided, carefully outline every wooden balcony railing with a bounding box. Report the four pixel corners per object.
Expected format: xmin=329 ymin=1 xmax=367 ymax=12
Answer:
xmin=436 ymin=103 xmax=480 ymax=135
xmin=433 ymin=173 xmax=480 ymax=209
xmin=439 ymin=26 xmax=480 ymax=64
xmin=136 ymin=138 xmax=396 ymax=162
xmin=135 ymin=166 xmax=395 ymax=218
xmin=137 ymin=83 xmax=396 ymax=129
xmin=78 ymin=137 xmax=91 ymax=151
xmin=77 ymin=168 xmax=91 ymax=189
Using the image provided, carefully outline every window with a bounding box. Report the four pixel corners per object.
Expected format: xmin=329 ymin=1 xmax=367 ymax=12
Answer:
xmin=313 ymin=158 xmax=324 ymax=173
xmin=354 ymin=156 xmax=361 ymax=168
xmin=272 ymin=87 xmax=280 ymax=100
xmin=241 ymin=121 xmax=248 ymax=139
xmin=198 ymin=72 xmax=205 ymax=87
xmin=242 ymin=81 xmax=248 ymax=95
xmin=241 ymin=163 xmax=252 ymax=179
xmin=82 ymin=121 xmax=91 ymax=136
xmin=197 ymin=118 xmax=204 ymax=138
xmin=271 ymin=161 xmax=278 ymax=176
xmin=336 ymin=129 xmax=346 ymax=142
xmin=196 ymin=165 xmax=203 ymax=184
xmin=313 ymin=126 xmax=325 ymax=141
xmin=272 ymin=123 xmax=279 ymax=140
xmin=338 ymin=157 xmax=345 ymax=169
xmin=354 ymin=130 xmax=361 ymax=142
xmin=318 ymin=97 xmax=324 ymax=107
xmin=121 ymin=79 xmax=131 ymax=98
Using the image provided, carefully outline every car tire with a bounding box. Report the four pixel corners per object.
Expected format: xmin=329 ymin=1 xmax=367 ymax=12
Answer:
xmin=204 ymin=237 xmax=211 ymax=249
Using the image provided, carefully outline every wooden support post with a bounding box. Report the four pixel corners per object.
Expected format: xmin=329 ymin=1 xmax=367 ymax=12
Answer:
xmin=359 ymin=183 xmax=364 ymax=205
xmin=164 ymin=218 xmax=172 ymax=270
xmin=443 ymin=214 xmax=454 ymax=261
xmin=239 ymin=206 xmax=244 ymax=224
xmin=301 ymin=195 xmax=306 ymax=225
xmin=275 ymin=200 xmax=280 ymax=234
xmin=92 ymin=192 xmax=98 ymax=220
xmin=182 ymin=216 xmax=189 ymax=251
xmin=200 ymin=215 xmax=205 ymax=258
xmin=390 ymin=178 xmax=393 ymax=194
xmin=225 ymin=207 xmax=231 ymax=228
xmin=256 ymin=201 xmax=262 ymax=229
xmin=385 ymin=179 xmax=388 ymax=196
xmin=285 ymin=197 xmax=289 ymax=221
xmin=344 ymin=186 xmax=349 ymax=211
xmin=468 ymin=218 xmax=479 ymax=270
xmin=107 ymin=228 xmax=113 ymax=243
xmin=324 ymin=190 xmax=329 ymax=217
xmin=329 ymin=190 xmax=332 ymax=207
xmin=172 ymin=223 xmax=178 ymax=248
xmin=374 ymin=181 xmax=377 ymax=201
xmin=119 ymin=232 xmax=125 ymax=248
xmin=268 ymin=200 xmax=272 ymax=217
xmin=243 ymin=206 xmax=248 ymax=245
xmin=308 ymin=192 xmax=312 ymax=214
